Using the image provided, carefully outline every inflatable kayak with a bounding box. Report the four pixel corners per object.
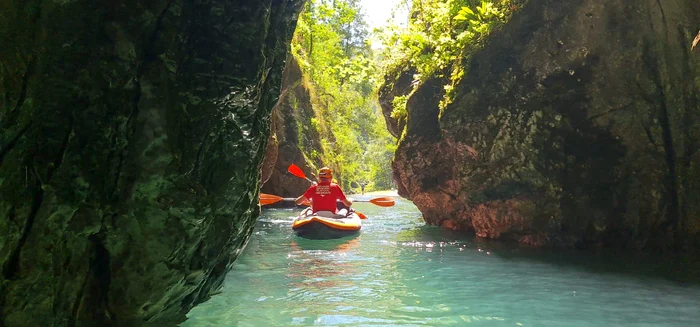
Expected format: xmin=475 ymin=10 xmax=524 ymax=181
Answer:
xmin=292 ymin=208 xmax=361 ymax=239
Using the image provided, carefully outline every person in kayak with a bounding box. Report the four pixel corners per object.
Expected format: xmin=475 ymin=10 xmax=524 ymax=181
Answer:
xmin=295 ymin=167 xmax=353 ymax=215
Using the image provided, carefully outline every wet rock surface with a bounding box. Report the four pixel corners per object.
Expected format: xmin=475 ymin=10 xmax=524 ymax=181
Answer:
xmin=261 ymin=55 xmax=326 ymax=197
xmin=0 ymin=0 xmax=303 ymax=325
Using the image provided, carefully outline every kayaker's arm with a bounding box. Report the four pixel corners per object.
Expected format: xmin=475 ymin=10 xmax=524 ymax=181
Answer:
xmin=295 ymin=195 xmax=309 ymax=205
xmin=341 ymin=198 xmax=352 ymax=208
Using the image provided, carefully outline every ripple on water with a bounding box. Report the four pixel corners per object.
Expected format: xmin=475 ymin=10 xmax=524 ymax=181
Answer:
xmin=183 ymin=201 xmax=700 ymax=327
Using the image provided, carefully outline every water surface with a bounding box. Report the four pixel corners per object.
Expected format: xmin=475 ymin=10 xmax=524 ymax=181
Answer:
xmin=183 ymin=198 xmax=700 ymax=326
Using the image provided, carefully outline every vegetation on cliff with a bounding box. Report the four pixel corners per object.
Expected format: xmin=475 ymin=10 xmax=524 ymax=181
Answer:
xmin=289 ymin=0 xmax=397 ymax=192
xmin=376 ymin=0 xmax=522 ymax=139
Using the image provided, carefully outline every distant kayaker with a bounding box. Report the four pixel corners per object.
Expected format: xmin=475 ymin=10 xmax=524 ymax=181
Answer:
xmin=295 ymin=167 xmax=353 ymax=215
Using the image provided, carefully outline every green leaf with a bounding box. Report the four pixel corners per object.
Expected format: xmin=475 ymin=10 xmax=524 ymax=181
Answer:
xmin=459 ymin=6 xmax=475 ymax=16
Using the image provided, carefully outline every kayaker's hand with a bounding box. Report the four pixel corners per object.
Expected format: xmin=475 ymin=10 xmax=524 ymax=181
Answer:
xmin=312 ymin=182 xmax=318 ymax=186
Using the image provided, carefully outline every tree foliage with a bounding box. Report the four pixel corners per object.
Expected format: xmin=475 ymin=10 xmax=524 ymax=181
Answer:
xmin=291 ymin=0 xmax=397 ymax=192
xmin=378 ymin=0 xmax=522 ymax=121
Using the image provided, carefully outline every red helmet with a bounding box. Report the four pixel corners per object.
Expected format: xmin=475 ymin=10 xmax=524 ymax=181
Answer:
xmin=319 ymin=167 xmax=332 ymax=179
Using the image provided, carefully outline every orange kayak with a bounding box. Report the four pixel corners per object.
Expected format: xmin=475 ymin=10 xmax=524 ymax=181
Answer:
xmin=292 ymin=208 xmax=361 ymax=239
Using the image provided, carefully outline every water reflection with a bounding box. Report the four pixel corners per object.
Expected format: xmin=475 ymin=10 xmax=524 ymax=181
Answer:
xmin=279 ymin=237 xmax=367 ymax=324
xmin=290 ymin=236 xmax=360 ymax=252
xmin=285 ymin=238 xmax=360 ymax=289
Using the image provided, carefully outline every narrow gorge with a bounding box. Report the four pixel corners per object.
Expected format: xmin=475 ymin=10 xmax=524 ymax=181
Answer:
xmin=2 ymin=0 xmax=700 ymax=325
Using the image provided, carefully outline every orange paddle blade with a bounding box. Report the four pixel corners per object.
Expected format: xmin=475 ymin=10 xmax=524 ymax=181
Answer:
xmin=260 ymin=193 xmax=310 ymax=206
xmin=288 ymin=164 xmax=307 ymax=179
xmin=356 ymin=211 xmax=367 ymax=219
xmin=368 ymin=196 xmax=395 ymax=207
xmin=259 ymin=193 xmax=284 ymax=205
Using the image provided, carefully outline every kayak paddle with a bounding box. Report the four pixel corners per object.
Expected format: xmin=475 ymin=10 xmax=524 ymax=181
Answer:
xmin=259 ymin=193 xmax=292 ymax=205
xmin=282 ymin=162 xmax=395 ymax=219
xmin=259 ymin=193 xmax=394 ymax=207
xmin=258 ymin=193 xmax=366 ymax=219
xmin=259 ymin=193 xmax=310 ymax=206
xmin=287 ymin=164 xmax=314 ymax=184
xmin=286 ymin=164 xmax=395 ymax=207
xmin=355 ymin=196 xmax=395 ymax=207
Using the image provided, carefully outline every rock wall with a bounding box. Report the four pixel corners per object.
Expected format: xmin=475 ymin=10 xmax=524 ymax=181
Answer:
xmin=386 ymin=0 xmax=700 ymax=250
xmin=0 ymin=0 xmax=303 ymax=325
xmin=261 ymin=55 xmax=326 ymax=197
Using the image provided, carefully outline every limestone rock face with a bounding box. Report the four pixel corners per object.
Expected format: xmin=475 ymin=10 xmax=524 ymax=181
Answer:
xmin=387 ymin=0 xmax=700 ymax=249
xmin=261 ymin=55 xmax=326 ymax=197
xmin=0 ymin=0 xmax=303 ymax=325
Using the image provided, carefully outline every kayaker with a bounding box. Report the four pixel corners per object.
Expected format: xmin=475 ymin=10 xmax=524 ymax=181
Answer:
xmin=295 ymin=167 xmax=353 ymax=215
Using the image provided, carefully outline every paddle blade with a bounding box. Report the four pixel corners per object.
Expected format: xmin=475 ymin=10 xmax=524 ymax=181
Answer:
xmin=369 ymin=196 xmax=395 ymax=207
xmin=356 ymin=211 xmax=367 ymax=219
xmin=287 ymin=164 xmax=307 ymax=179
xmin=259 ymin=193 xmax=284 ymax=206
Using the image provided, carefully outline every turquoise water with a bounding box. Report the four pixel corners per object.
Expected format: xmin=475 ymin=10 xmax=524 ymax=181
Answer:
xmin=183 ymin=198 xmax=700 ymax=326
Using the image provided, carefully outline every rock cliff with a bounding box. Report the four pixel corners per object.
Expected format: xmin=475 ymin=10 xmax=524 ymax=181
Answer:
xmin=384 ymin=0 xmax=700 ymax=250
xmin=0 ymin=0 xmax=302 ymax=325
xmin=261 ymin=54 xmax=326 ymax=197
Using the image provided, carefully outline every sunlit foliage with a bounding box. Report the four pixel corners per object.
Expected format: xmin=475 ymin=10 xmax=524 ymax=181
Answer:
xmin=291 ymin=0 xmax=397 ymax=192
xmin=377 ymin=0 xmax=522 ymax=121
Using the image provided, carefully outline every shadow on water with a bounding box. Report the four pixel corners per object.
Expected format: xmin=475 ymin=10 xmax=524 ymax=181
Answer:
xmin=493 ymin=245 xmax=700 ymax=286
xmin=399 ymin=224 xmax=700 ymax=286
